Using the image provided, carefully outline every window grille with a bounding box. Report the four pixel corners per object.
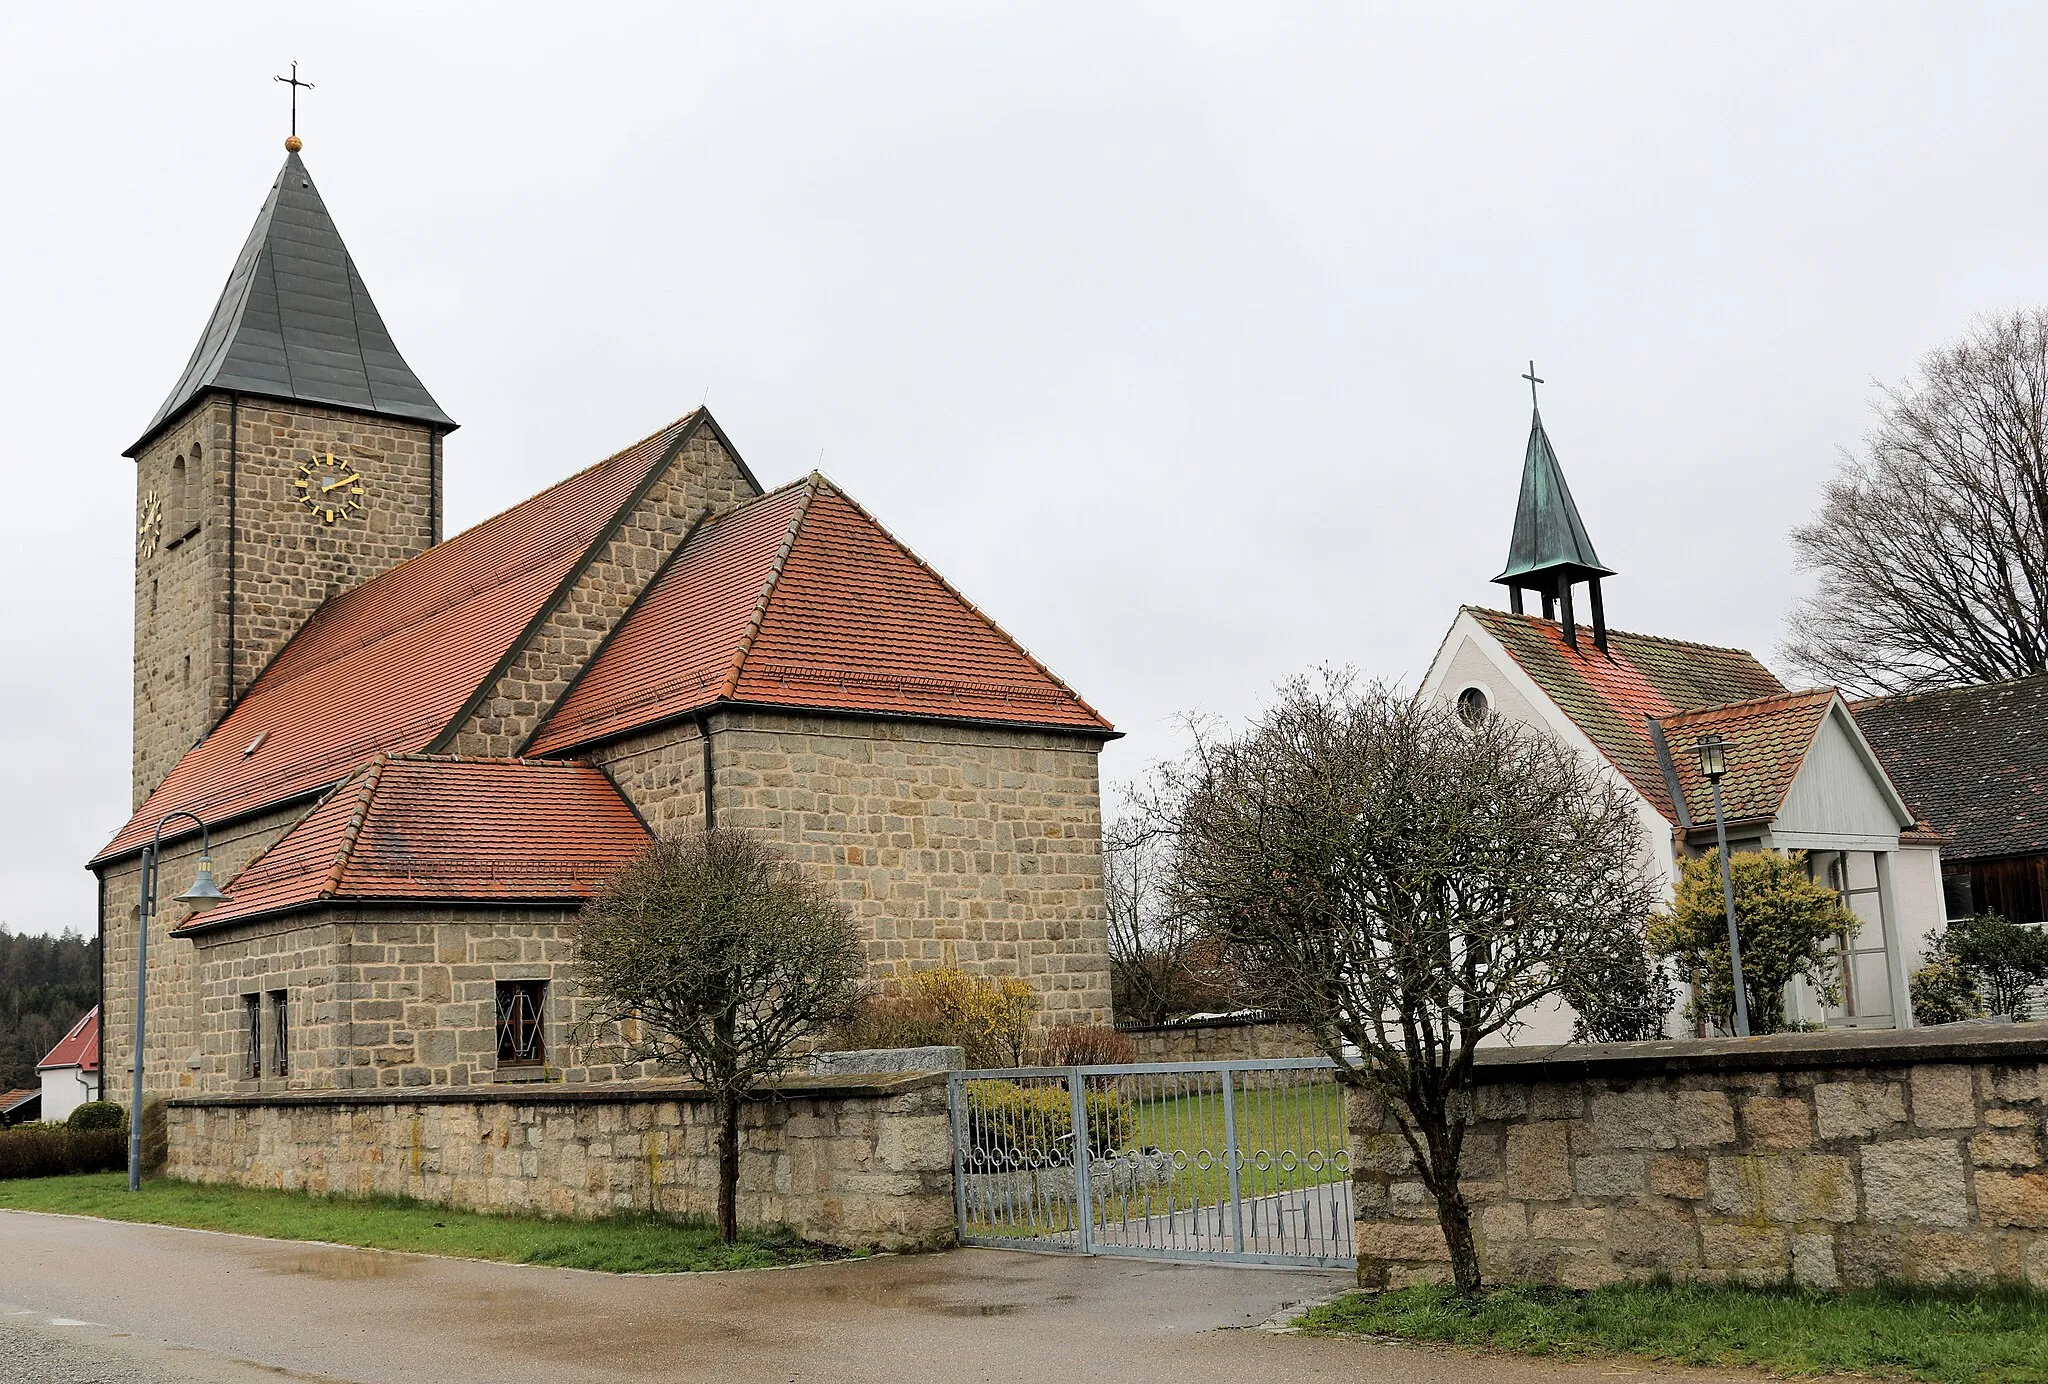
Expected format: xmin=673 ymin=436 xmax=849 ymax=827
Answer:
xmin=496 ymin=980 xmax=547 ymax=1066
xmin=242 ymin=994 xmax=261 ymax=1079
xmin=268 ymin=990 xmax=289 ymax=1077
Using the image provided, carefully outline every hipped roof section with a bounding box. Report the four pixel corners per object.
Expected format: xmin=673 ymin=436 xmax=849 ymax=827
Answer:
xmin=130 ymin=152 xmax=453 ymax=456
xmin=97 ymin=416 xmax=699 ymax=864
xmin=173 ymin=756 xmax=651 ymax=933
xmin=1658 ymin=689 xmax=1842 ymax=827
xmin=528 ymin=474 xmax=1113 ymax=755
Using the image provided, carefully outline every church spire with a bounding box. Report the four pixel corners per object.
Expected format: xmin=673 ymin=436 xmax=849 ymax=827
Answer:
xmin=125 ymin=148 xmax=455 ymax=457
xmin=1492 ymin=364 xmax=1614 ymax=652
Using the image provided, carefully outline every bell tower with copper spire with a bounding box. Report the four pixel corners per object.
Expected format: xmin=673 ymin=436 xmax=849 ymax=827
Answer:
xmin=1491 ymin=363 xmax=1614 ymax=652
xmin=126 ymin=86 xmax=456 ymax=806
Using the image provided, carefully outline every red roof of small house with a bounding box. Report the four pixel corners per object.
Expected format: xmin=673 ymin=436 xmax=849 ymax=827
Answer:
xmin=1466 ymin=608 xmax=1788 ymax=820
xmin=1658 ymin=689 xmax=1841 ymax=827
xmin=0 ymin=1090 xmax=38 ymax=1120
xmin=97 ymin=417 xmax=697 ymax=865
xmin=174 ymin=756 xmax=653 ymax=933
xmin=528 ymin=475 xmax=1112 ymax=754
xmin=37 ymin=1007 xmax=99 ymax=1074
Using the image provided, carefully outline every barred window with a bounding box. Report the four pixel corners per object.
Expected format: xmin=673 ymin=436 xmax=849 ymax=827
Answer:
xmin=242 ymin=994 xmax=261 ymax=1079
xmin=268 ymin=990 xmax=289 ymax=1077
xmin=496 ymin=980 xmax=547 ymax=1067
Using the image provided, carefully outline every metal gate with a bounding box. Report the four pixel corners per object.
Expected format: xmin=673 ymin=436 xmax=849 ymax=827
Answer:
xmin=948 ymin=1057 xmax=1353 ymax=1268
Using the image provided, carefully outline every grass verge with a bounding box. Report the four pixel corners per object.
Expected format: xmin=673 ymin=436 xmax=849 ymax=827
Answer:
xmin=1298 ymin=1280 xmax=2048 ymax=1384
xmin=0 ymin=1173 xmax=838 ymax=1273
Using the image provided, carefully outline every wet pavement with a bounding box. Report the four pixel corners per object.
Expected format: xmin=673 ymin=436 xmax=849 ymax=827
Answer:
xmin=0 ymin=1209 xmax=1753 ymax=1383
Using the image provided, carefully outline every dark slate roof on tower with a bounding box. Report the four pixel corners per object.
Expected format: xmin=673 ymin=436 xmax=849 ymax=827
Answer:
xmin=127 ymin=151 xmax=454 ymax=456
xmin=1493 ymin=407 xmax=1612 ymax=586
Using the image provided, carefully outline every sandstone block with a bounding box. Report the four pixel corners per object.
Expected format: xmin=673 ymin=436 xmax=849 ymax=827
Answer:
xmin=1608 ymin=1199 xmax=1698 ymax=1270
xmin=1971 ymin=1130 xmax=2040 ymax=1169
xmin=1673 ymin=1090 xmax=1737 ymax=1148
xmin=1504 ymin=1122 xmax=1572 ymax=1201
xmin=1814 ymin=1081 xmax=1905 ymax=1141
xmin=1862 ymin=1138 xmax=1970 ymax=1227
xmin=1356 ymin=1220 xmax=1451 ymax=1261
xmin=1530 ymin=1206 xmax=1607 ymax=1242
xmin=1910 ymin=1065 xmax=1976 ymax=1129
xmin=1647 ymin=1155 xmax=1708 ymax=1200
xmin=1701 ymin=1221 xmax=1786 ymax=1272
xmin=1741 ymin=1096 xmax=1813 ymax=1149
xmin=1572 ymin=1154 xmax=1645 ymax=1198
xmin=1588 ymin=1090 xmax=1676 ymax=1150
xmin=1975 ymin=1170 xmax=2048 ymax=1229
xmin=1479 ymin=1201 xmax=1528 ymax=1242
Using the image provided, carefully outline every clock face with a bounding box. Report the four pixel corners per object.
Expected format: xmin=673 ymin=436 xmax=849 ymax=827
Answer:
xmin=137 ymin=487 xmax=163 ymax=558
xmin=293 ymin=450 xmax=368 ymax=525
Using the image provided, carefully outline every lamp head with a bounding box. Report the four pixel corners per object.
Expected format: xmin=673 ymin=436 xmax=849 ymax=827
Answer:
xmin=174 ymin=856 xmax=231 ymax=912
xmin=1695 ymin=732 xmax=1729 ymax=783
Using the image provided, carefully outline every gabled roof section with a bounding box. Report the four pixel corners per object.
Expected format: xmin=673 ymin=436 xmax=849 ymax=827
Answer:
xmin=1466 ymin=607 xmax=1787 ymax=819
xmin=97 ymin=417 xmax=696 ymax=864
xmin=130 ymin=152 xmax=454 ymax=456
xmin=1494 ymin=407 xmax=1612 ymax=586
xmin=1853 ymin=673 xmax=2048 ymax=860
xmin=1658 ymin=689 xmax=1839 ymax=827
xmin=36 ymin=1008 xmax=99 ymax=1075
xmin=529 ymin=474 xmax=1113 ymax=755
xmin=174 ymin=756 xmax=652 ymax=933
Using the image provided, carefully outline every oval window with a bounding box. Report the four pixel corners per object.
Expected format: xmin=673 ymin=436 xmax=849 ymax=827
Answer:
xmin=1457 ymin=687 xmax=1489 ymax=725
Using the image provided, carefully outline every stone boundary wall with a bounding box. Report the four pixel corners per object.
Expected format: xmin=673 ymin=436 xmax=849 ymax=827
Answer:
xmin=167 ymin=1073 xmax=954 ymax=1252
xmin=1119 ymin=1017 xmax=1323 ymax=1064
xmin=1352 ymin=1024 xmax=2048 ymax=1291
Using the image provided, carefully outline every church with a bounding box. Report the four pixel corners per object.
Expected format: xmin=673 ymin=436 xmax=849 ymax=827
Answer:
xmin=95 ymin=140 xmax=1115 ymax=1096
xmin=1421 ymin=387 xmax=1949 ymax=1038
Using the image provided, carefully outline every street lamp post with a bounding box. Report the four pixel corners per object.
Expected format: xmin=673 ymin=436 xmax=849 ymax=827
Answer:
xmin=129 ymin=811 xmax=230 ymax=1191
xmin=1695 ymin=733 xmax=1751 ymax=1039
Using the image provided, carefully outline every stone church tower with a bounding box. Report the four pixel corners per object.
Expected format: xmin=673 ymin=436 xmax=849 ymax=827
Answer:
xmin=126 ymin=147 xmax=454 ymax=807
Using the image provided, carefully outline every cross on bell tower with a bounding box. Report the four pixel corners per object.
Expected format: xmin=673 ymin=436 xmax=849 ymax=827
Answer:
xmin=1491 ymin=363 xmax=1614 ymax=653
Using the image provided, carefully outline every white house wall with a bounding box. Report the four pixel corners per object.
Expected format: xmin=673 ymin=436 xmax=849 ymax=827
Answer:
xmin=1774 ymin=709 xmax=1910 ymax=849
xmin=38 ymin=1066 xmax=98 ymax=1124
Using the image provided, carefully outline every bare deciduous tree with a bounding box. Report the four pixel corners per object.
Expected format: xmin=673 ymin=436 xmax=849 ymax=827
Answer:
xmin=573 ymin=829 xmax=867 ymax=1242
xmin=1157 ymin=673 xmax=1660 ymax=1296
xmin=1102 ymin=810 xmax=1229 ymax=1025
xmin=1784 ymin=309 xmax=2048 ymax=695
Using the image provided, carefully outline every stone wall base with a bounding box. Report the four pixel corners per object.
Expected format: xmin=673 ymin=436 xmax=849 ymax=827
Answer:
xmin=166 ymin=1074 xmax=956 ymax=1252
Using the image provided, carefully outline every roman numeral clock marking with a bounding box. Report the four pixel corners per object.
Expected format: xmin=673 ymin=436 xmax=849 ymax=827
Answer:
xmin=293 ymin=450 xmax=368 ymax=524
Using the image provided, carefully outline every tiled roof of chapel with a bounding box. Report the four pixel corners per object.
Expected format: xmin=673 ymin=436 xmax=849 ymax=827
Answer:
xmin=1657 ymin=689 xmax=1841 ymax=827
xmin=1853 ymin=673 xmax=2048 ymax=861
xmin=96 ymin=415 xmax=698 ymax=863
xmin=527 ymin=474 xmax=1113 ymax=754
xmin=1465 ymin=607 xmax=1788 ymax=819
xmin=173 ymin=756 xmax=652 ymax=933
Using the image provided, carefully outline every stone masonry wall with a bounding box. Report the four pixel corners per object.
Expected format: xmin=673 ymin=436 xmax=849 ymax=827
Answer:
xmin=1351 ymin=1025 xmax=2048 ymax=1291
xmin=595 ymin=709 xmax=1114 ymax=1022
xmin=1122 ymin=1019 xmax=1323 ymax=1064
xmin=188 ymin=909 xmax=668 ymax=1094
xmin=166 ymin=1075 xmax=956 ymax=1252
xmin=450 ymin=429 xmax=758 ymax=757
xmin=131 ymin=398 xmax=439 ymax=806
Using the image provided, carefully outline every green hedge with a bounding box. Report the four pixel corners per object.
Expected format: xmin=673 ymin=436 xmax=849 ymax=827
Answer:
xmin=962 ymin=1079 xmax=1130 ymax=1165
xmin=67 ymin=1101 xmax=126 ymax=1132
xmin=0 ymin=1127 xmax=126 ymax=1180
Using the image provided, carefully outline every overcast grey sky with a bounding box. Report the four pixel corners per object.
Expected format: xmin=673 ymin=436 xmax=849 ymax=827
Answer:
xmin=2 ymin=4 xmax=2042 ymax=935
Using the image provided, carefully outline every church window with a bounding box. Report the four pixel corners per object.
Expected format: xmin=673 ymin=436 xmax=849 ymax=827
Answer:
xmin=150 ymin=579 xmax=157 ymax=616
xmin=183 ymin=655 xmax=191 ymax=686
xmin=496 ymin=980 xmax=547 ymax=1067
xmin=242 ymin=993 xmax=262 ymax=1079
xmin=1457 ymin=687 xmax=1489 ymax=725
xmin=268 ymin=990 xmax=289 ymax=1077
xmin=169 ymin=455 xmax=188 ymax=537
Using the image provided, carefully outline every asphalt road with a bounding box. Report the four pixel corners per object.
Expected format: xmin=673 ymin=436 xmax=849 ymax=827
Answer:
xmin=0 ymin=1210 xmax=1746 ymax=1383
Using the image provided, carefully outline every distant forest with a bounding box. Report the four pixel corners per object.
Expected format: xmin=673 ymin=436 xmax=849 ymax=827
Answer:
xmin=0 ymin=926 xmax=97 ymax=1093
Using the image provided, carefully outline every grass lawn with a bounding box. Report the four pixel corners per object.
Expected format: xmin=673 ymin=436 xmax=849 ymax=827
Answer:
xmin=0 ymin=1173 xmax=838 ymax=1274
xmin=1123 ymin=1079 xmax=1348 ymax=1201
xmin=1298 ymin=1280 xmax=2048 ymax=1384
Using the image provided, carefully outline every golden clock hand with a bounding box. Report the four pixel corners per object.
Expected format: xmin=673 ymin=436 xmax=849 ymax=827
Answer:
xmin=321 ymin=474 xmax=357 ymax=493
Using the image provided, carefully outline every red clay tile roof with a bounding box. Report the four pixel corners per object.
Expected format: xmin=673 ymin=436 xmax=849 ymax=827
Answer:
xmin=1467 ymin=607 xmax=1787 ymax=819
xmin=36 ymin=1007 xmax=98 ymax=1074
xmin=0 ymin=1090 xmax=38 ymax=1117
xmin=1853 ymin=673 xmax=2048 ymax=861
xmin=175 ymin=756 xmax=652 ymax=932
xmin=528 ymin=475 xmax=1111 ymax=754
xmin=1659 ymin=689 xmax=1840 ymax=827
xmin=97 ymin=416 xmax=698 ymax=864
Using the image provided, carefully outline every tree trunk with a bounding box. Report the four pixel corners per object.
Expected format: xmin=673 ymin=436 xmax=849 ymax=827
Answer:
xmin=716 ymin=1095 xmax=741 ymax=1244
xmin=1433 ymin=1183 xmax=1482 ymax=1297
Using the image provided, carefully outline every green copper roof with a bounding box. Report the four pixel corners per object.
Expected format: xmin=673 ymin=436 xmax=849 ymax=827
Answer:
xmin=1493 ymin=406 xmax=1612 ymax=586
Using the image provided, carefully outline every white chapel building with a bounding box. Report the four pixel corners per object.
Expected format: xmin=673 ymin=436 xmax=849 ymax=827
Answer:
xmin=1421 ymin=394 xmax=1946 ymax=1040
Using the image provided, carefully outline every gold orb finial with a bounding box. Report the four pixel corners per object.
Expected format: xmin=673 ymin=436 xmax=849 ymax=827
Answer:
xmin=285 ymin=134 xmax=303 ymax=153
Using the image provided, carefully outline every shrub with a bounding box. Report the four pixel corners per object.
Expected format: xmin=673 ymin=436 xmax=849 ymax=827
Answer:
xmin=66 ymin=1101 xmax=126 ymax=1132
xmin=1937 ymin=915 xmax=2048 ymax=1020
xmin=1029 ymin=1023 xmax=1135 ymax=1067
xmin=909 ymin=967 xmax=1037 ymax=1068
xmin=828 ymin=993 xmax=955 ymax=1053
xmin=1909 ymin=952 xmax=1980 ymax=1026
xmin=960 ymin=1079 xmax=1130 ymax=1166
xmin=0 ymin=1127 xmax=126 ymax=1180
xmin=1648 ymin=850 xmax=1855 ymax=1033
xmin=138 ymin=1096 xmax=168 ymax=1176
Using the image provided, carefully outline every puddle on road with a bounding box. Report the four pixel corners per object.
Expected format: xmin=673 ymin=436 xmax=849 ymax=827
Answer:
xmin=267 ymin=1249 xmax=417 ymax=1281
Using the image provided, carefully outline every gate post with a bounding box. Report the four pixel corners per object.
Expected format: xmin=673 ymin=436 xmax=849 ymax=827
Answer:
xmin=948 ymin=1072 xmax=968 ymax=1244
xmin=1221 ymin=1066 xmax=1245 ymax=1253
xmin=1067 ymin=1069 xmax=1093 ymax=1253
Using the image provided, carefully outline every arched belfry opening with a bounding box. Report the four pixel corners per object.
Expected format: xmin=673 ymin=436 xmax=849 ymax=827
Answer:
xmin=1491 ymin=364 xmax=1613 ymax=653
